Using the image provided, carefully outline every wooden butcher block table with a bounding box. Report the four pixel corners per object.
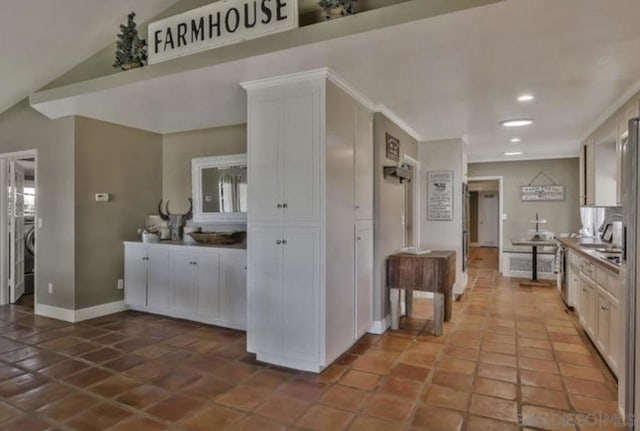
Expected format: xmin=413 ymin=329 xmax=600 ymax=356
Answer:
xmin=387 ymin=251 xmax=456 ymax=336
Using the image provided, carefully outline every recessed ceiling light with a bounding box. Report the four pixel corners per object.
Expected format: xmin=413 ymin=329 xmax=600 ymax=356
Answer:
xmin=510 ymin=137 xmax=521 ymax=143
xmin=501 ymin=119 xmax=534 ymax=128
xmin=517 ymin=94 xmax=535 ymax=102
xmin=504 ymin=151 xmax=524 ymax=156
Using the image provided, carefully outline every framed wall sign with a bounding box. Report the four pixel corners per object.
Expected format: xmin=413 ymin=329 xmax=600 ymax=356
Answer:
xmin=427 ymin=171 xmax=454 ymax=221
xmin=385 ymin=133 xmax=400 ymax=162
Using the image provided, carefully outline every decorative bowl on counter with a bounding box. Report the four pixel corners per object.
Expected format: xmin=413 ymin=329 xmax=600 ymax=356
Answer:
xmin=189 ymin=231 xmax=246 ymax=245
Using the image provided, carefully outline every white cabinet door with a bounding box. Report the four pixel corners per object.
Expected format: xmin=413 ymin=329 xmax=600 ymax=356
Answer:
xmin=596 ymin=290 xmax=610 ymax=353
xmin=355 ymin=222 xmax=373 ymax=338
xmin=608 ymin=297 xmax=621 ymax=375
xmin=282 ymin=226 xmax=320 ymax=362
xmin=248 ymin=225 xmax=284 ymax=353
xmin=171 ymin=251 xmax=197 ymax=314
xmin=125 ymin=246 xmax=148 ymax=307
xmin=282 ymin=84 xmax=321 ymax=222
xmin=248 ymin=92 xmax=283 ymax=222
xmin=147 ymin=248 xmax=170 ymax=310
xmin=354 ymin=106 xmax=373 ymax=220
xmin=221 ymin=253 xmax=247 ymax=329
xmin=196 ymin=252 xmax=221 ymax=318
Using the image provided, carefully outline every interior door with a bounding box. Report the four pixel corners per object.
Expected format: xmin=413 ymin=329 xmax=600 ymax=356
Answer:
xmin=9 ymin=161 xmax=25 ymax=304
xmin=477 ymin=191 xmax=499 ymax=247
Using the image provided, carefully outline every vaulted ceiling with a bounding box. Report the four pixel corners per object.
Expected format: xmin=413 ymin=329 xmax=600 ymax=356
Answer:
xmin=0 ymin=0 xmax=180 ymax=115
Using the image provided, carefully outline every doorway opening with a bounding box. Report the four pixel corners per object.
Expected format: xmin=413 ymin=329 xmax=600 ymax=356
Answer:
xmin=468 ymin=177 xmax=503 ymax=272
xmin=0 ymin=150 xmax=37 ymax=311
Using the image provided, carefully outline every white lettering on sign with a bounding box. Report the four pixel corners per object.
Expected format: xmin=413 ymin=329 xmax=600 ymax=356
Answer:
xmin=520 ymin=185 xmax=565 ymax=201
xmin=148 ymin=0 xmax=298 ymax=65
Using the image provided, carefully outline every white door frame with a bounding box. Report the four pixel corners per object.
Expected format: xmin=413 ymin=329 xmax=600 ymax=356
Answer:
xmin=403 ymin=154 xmax=421 ymax=248
xmin=468 ymin=176 xmax=503 ymax=273
xmin=0 ymin=150 xmax=37 ymax=307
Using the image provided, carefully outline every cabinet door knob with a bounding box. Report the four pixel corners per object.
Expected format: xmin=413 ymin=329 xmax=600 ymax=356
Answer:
xmin=282 ymin=203 xmax=288 ymax=209
xmin=356 ymin=237 xmax=362 ymax=241
xmin=355 ymin=205 xmax=360 ymax=209
xmin=276 ymin=240 xmax=282 ymax=245
xmin=277 ymin=204 xmax=283 ymax=209
xmin=282 ymin=240 xmax=287 ymax=245
xmin=601 ymin=306 xmax=608 ymax=311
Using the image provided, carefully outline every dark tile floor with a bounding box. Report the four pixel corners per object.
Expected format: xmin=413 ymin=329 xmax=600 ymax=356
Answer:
xmin=0 ymin=250 xmax=621 ymax=430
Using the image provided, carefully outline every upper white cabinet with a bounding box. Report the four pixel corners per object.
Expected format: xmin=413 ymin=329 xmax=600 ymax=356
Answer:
xmin=124 ymin=242 xmax=246 ymax=330
xmin=582 ymin=95 xmax=640 ymax=207
xmin=248 ymin=82 xmax=320 ymax=224
xmin=243 ymin=70 xmax=374 ymax=372
xmin=354 ymin=106 xmax=374 ymax=220
xmin=247 ymin=93 xmax=283 ymax=221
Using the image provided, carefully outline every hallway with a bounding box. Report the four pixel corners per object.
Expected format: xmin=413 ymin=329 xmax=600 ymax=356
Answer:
xmin=0 ymin=268 xmax=620 ymax=430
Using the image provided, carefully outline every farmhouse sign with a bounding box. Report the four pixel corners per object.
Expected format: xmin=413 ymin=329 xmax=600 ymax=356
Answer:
xmin=521 ymin=185 xmax=565 ymax=201
xmin=148 ymin=0 xmax=298 ymax=64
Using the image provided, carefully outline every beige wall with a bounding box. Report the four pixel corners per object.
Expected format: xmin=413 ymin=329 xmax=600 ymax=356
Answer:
xmin=374 ymin=113 xmax=418 ymax=321
xmin=468 ymin=158 xmax=581 ymax=252
xmin=75 ymin=117 xmax=162 ymax=309
xmin=419 ymin=139 xmax=468 ymax=294
xmin=0 ymin=99 xmax=76 ymax=309
xmin=162 ymin=124 xmax=246 ymax=214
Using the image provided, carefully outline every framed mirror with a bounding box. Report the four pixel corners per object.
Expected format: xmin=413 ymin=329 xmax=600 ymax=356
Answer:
xmin=191 ymin=154 xmax=247 ymax=223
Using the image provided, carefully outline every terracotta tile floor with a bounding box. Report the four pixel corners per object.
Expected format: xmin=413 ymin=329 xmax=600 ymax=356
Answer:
xmin=0 ymin=259 xmax=621 ymax=430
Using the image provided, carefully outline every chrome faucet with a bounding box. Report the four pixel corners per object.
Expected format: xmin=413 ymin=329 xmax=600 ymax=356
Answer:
xmin=598 ymin=213 xmax=623 ymax=234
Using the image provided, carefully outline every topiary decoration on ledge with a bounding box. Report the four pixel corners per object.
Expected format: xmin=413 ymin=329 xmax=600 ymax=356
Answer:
xmin=319 ymin=0 xmax=358 ymax=19
xmin=113 ymin=12 xmax=148 ymax=71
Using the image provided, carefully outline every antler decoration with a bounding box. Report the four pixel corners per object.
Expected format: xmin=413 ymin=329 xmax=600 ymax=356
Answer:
xmin=158 ymin=199 xmax=192 ymax=220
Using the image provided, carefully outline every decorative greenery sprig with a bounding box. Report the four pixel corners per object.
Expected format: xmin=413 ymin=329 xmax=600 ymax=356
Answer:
xmin=113 ymin=12 xmax=148 ymax=70
xmin=318 ymin=0 xmax=358 ymax=15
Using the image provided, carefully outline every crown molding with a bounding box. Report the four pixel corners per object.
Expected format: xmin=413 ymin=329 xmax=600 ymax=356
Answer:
xmin=375 ymin=104 xmax=424 ymax=142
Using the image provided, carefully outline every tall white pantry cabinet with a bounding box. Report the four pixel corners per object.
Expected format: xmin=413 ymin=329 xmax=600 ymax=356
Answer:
xmin=242 ymin=70 xmax=374 ymax=372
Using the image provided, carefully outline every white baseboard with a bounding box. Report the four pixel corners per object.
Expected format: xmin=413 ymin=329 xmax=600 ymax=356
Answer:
xmin=35 ymin=300 xmax=128 ymax=323
xmin=368 ymin=314 xmax=390 ymax=334
xmin=34 ymin=303 xmax=75 ymax=322
xmin=413 ymin=291 xmax=434 ymax=299
xmin=75 ymin=301 xmax=128 ymax=322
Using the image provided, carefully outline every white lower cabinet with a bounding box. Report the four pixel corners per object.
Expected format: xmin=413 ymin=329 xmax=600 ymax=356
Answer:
xmin=575 ymin=261 xmax=621 ymax=377
xmin=124 ymin=242 xmax=246 ymax=330
xmin=355 ymin=221 xmax=373 ymax=338
xmin=578 ymin=276 xmax=596 ymax=338
xmin=247 ymin=225 xmax=321 ymax=369
xmin=124 ymin=246 xmax=170 ymax=309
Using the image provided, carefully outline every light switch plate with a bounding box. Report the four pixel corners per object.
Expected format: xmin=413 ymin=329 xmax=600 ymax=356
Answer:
xmin=95 ymin=193 xmax=110 ymax=202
